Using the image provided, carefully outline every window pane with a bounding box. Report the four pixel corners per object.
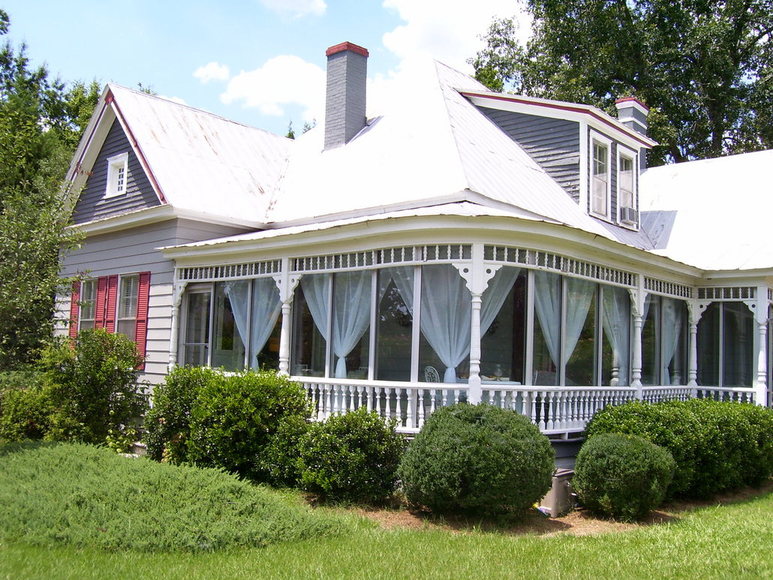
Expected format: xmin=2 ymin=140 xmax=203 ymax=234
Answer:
xmin=697 ymin=302 xmax=720 ymax=386
xmin=481 ymin=268 xmax=527 ymax=383
xmin=619 ymin=155 xmax=634 ymax=208
xmin=532 ymin=272 xmax=560 ymax=385
xmin=80 ymin=280 xmax=97 ymax=322
xmin=641 ymin=295 xmax=660 ymax=385
xmin=601 ymin=285 xmax=630 ymax=386
xmin=331 ymin=271 xmax=371 ymax=379
xmin=117 ymin=320 xmax=136 ymax=342
xmin=592 ymin=141 xmax=609 ymax=215
xmin=183 ymin=291 xmax=210 ymax=366
xmin=565 ymin=280 xmax=596 ymax=386
xmin=211 ymin=283 xmax=245 ymax=371
xmin=376 ymin=268 xmax=413 ymax=381
xmin=118 ymin=275 xmax=139 ymax=318
xmin=723 ymin=302 xmax=754 ymax=387
xmin=292 ymin=278 xmax=327 ymax=376
xmin=663 ymin=298 xmax=688 ymax=385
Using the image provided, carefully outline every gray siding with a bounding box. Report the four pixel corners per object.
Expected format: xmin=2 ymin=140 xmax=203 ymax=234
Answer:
xmin=57 ymin=219 xmax=250 ymax=385
xmin=479 ymin=108 xmax=581 ymax=201
xmin=71 ymin=119 xmax=160 ymax=224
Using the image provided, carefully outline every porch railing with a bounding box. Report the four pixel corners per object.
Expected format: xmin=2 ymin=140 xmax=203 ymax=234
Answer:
xmin=292 ymin=377 xmax=760 ymax=436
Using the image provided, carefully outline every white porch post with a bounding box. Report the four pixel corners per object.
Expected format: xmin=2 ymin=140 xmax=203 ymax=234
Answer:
xmin=167 ymin=279 xmax=187 ymax=371
xmin=274 ymin=259 xmax=300 ymax=376
xmin=628 ymin=275 xmax=647 ymax=398
xmin=454 ymin=244 xmax=499 ymax=405
xmin=751 ymin=287 xmax=768 ymax=406
xmin=686 ymin=301 xmax=706 ymax=390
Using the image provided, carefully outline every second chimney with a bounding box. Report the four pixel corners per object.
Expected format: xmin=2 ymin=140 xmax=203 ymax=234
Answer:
xmin=325 ymin=42 xmax=368 ymax=150
xmin=614 ymin=97 xmax=649 ymax=136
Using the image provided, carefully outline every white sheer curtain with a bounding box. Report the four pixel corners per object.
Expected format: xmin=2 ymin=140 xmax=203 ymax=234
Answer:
xmin=661 ymin=298 xmax=684 ymax=385
xmin=301 ymin=274 xmax=330 ymax=343
xmin=565 ymin=278 xmax=595 ymax=366
xmin=602 ymin=285 xmax=630 ymax=385
xmin=248 ymin=278 xmax=281 ymax=368
xmin=481 ymin=267 xmax=520 ymax=336
xmin=223 ymin=281 xmax=250 ymax=365
xmin=534 ymin=271 xmax=562 ymax=369
xmin=420 ymin=265 xmax=471 ymax=383
xmin=331 ymin=271 xmax=372 ymax=378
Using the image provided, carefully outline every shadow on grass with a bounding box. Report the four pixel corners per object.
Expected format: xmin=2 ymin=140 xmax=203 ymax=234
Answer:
xmin=0 ymin=440 xmax=60 ymax=457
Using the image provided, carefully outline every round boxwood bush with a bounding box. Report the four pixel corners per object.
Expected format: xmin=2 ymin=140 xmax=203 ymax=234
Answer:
xmin=399 ymin=403 xmax=554 ymax=515
xmin=573 ymin=433 xmax=676 ymax=522
xmin=187 ymin=370 xmax=310 ymax=480
xmin=297 ymin=408 xmax=404 ymax=503
xmin=144 ymin=366 xmax=220 ymax=463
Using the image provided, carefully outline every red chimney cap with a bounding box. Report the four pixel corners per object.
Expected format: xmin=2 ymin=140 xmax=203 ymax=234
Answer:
xmin=326 ymin=42 xmax=369 ymax=58
xmin=615 ymin=96 xmax=649 ymax=112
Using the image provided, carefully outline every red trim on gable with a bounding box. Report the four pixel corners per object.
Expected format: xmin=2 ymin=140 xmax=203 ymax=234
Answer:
xmin=104 ymin=275 xmax=119 ymax=333
xmin=109 ymin=98 xmax=168 ymax=205
xmin=460 ymin=91 xmax=654 ymax=148
xmin=69 ymin=281 xmax=81 ymax=339
xmin=134 ymin=272 xmax=151 ymax=369
xmin=326 ymin=42 xmax=369 ymax=57
xmin=615 ymin=96 xmax=649 ymax=111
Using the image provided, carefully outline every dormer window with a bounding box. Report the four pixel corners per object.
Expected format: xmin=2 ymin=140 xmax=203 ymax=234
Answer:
xmin=618 ymin=151 xmax=638 ymax=225
xmin=105 ymin=152 xmax=128 ymax=197
xmin=591 ymin=134 xmax=611 ymax=218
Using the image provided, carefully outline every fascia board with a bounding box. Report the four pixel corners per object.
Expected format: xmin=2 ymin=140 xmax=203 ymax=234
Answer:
xmin=162 ymin=212 xmax=704 ymax=282
xmin=463 ymin=92 xmax=657 ymax=151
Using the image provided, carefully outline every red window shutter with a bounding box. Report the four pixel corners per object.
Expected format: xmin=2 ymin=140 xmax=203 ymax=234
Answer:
xmin=134 ymin=271 xmax=151 ymax=368
xmin=95 ymin=277 xmax=108 ymax=329
xmin=68 ymin=281 xmax=81 ymax=338
xmin=104 ymin=275 xmax=119 ymax=333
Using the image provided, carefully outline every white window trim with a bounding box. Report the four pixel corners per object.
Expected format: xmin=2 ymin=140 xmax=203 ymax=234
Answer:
xmin=589 ymin=131 xmax=612 ymax=220
xmin=617 ymin=145 xmax=638 ymax=228
xmin=78 ymin=278 xmax=97 ymax=331
xmin=116 ymin=273 xmax=140 ymax=338
xmin=105 ymin=152 xmax=129 ymax=198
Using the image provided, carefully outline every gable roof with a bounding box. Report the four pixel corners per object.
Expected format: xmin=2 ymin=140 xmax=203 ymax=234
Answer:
xmin=640 ymin=149 xmax=773 ymax=271
xmin=66 ymin=84 xmax=291 ymax=226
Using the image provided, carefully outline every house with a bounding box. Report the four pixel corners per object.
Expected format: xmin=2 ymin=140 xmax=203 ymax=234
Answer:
xmin=58 ymin=42 xmax=772 ymax=436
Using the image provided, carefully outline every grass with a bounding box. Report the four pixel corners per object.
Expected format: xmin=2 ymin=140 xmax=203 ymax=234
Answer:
xmin=0 ymin=442 xmax=771 ymax=579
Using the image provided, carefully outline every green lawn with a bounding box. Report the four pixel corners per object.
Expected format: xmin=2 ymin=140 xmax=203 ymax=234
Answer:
xmin=1 ymin=443 xmax=771 ymax=579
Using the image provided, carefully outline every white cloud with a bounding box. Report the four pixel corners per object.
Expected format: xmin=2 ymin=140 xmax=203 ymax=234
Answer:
xmin=194 ymin=62 xmax=231 ymax=83
xmin=259 ymin=0 xmax=326 ymax=18
xmin=381 ymin=0 xmax=531 ymax=74
xmin=220 ymin=55 xmax=325 ymax=121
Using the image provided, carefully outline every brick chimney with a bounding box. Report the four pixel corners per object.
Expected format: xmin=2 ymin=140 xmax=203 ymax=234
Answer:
xmin=324 ymin=42 xmax=368 ymax=150
xmin=615 ymin=97 xmax=649 ymax=136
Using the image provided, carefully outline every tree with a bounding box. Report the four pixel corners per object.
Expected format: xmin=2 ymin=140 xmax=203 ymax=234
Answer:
xmin=0 ymin=10 xmax=99 ymax=369
xmin=471 ymin=1 xmax=773 ymax=165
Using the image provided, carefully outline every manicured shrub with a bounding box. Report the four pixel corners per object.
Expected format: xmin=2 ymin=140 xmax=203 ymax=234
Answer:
xmin=259 ymin=414 xmax=311 ymax=487
xmin=0 ymin=442 xmax=353 ymax=552
xmin=573 ymin=433 xmax=676 ymax=521
xmin=399 ymin=403 xmax=554 ymax=515
xmin=297 ymin=408 xmax=404 ymax=503
xmin=38 ymin=330 xmax=147 ymax=445
xmin=0 ymin=386 xmax=52 ymax=442
xmin=144 ymin=366 xmax=220 ymax=463
xmin=587 ymin=399 xmax=773 ymax=499
xmin=187 ymin=369 xmax=310 ymax=480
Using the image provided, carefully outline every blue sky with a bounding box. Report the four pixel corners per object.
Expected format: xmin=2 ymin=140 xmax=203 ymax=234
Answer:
xmin=2 ymin=1 xmax=530 ymax=135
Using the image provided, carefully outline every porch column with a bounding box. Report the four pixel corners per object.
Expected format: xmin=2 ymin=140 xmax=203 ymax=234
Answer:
xmin=751 ymin=287 xmax=769 ymax=406
xmin=628 ymin=275 xmax=647 ymax=398
xmin=454 ymin=244 xmax=499 ymax=405
xmin=167 ymin=280 xmax=188 ymax=371
xmin=686 ymin=301 xmax=706 ymax=390
xmin=274 ymin=260 xmax=301 ymax=376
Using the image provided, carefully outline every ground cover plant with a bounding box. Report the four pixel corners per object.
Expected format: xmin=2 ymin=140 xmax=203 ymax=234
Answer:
xmin=0 ymin=442 xmax=355 ymax=552
xmin=399 ymin=403 xmax=554 ymax=515
xmin=573 ymin=433 xmax=675 ymax=521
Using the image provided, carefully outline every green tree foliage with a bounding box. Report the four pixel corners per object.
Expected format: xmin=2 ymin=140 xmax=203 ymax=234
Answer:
xmin=0 ymin=10 xmax=99 ymax=369
xmin=472 ymin=1 xmax=773 ymax=165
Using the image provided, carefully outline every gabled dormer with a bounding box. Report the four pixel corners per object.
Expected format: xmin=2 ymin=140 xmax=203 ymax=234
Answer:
xmin=461 ymin=91 xmax=656 ymax=231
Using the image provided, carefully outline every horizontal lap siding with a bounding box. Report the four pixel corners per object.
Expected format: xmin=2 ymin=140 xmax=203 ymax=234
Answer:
xmin=480 ymin=108 xmax=581 ymax=202
xmin=57 ymin=219 xmax=251 ymax=385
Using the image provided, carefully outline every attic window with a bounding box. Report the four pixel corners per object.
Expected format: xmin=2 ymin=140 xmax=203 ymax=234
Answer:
xmin=105 ymin=152 xmax=128 ymax=197
xmin=590 ymin=134 xmax=611 ymax=218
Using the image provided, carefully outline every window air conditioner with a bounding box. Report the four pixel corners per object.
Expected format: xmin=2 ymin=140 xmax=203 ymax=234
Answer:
xmin=620 ymin=206 xmax=639 ymax=224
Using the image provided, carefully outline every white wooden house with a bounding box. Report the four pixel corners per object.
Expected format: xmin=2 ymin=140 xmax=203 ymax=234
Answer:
xmin=58 ymin=42 xmax=772 ymax=436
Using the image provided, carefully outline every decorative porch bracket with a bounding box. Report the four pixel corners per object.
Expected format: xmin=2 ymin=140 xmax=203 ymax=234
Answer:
xmin=274 ymin=259 xmax=301 ymax=375
xmin=453 ymin=243 xmax=500 ymax=404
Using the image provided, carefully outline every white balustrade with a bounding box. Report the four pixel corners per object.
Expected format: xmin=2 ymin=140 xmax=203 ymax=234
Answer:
xmin=294 ymin=376 xmax=760 ymax=435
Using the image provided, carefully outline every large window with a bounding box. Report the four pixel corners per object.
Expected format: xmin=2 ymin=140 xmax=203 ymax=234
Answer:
xmin=117 ymin=274 xmax=139 ymax=341
xmin=618 ymin=151 xmax=637 ymax=225
xmin=641 ymin=295 xmax=688 ymax=385
xmin=376 ymin=267 xmax=414 ymax=381
xmin=591 ymin=136 xmax=611 ymax=218
xmin=697 ymin=302 xmax=754 ymax=387
xmin=180 ymin=279 xmax=281 ymax=371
